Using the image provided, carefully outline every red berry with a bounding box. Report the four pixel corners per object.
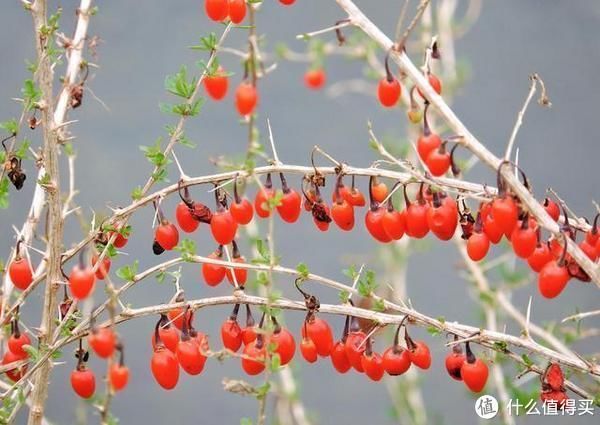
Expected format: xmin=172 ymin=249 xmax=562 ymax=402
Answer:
xmin=344 ymin=330 xmax=366 ymax=372
xmin=277 ymin=175 xmax=302 ymax=223
xmin=543 ymin=363 xmax=565 ymax=391
xmin=404 ymin=185 xmax=430 ymax=239
xmin=109 ymin=363 xmax=130 ymax=392
xmin=417 ymin=73 xmax=442 ymax=99
xmin=8 ymin=330 xmax=31 ymax=358
xmin=242 ymin=339 xmax=265 ymax=375
xmin=543 ymin=197 xmax=560 ymax=222
xmin=204 ymin=66 xmax=229 ymax=100
xmin=371 ymin=180 xmax=388 ymax=204
xmin=361 ymin=349 xmax=385 ymax=381
xmin=69 ymin=265 xmax=96 ymax=300
xmin=177 ymin=336 xmax=206 ymax=376
xmin=279 ymin=0 xmax=296 ymax=5
xmin=2 ymin=350 xmax=27 ymax=382
xmin=301 ymin=316 xmax=333 ymax=357
xmin=112 ymin=231 xmax=129 ymax=248
xmin=417 ymin=132 xmax=442 ymax=163
xmin=226 ymin=256 xmax=248 ymax=286
xmin=407 ymin=340 xmax=431 ymax=370
xmin=221 ymin=317 xmax=243 ymax=352
xmin=579 ymin=240 xmax=598 ymax=261
xmin=176 ymin=202 xmax=200 ymax=233
xmin=538 ymin=260 xmax=570 ymax=299
xmin=365 ymin=206 xmax=392 ymax=243
xmin=205 ymin=0 xmax=229 ymax=21
xmin=151 ymin=345 xmax=179 ymax=390
xmin=511 ymin=218 xmax=538 ymax=258
xmin=8 ymin=256 xmax=33 ymax=291
xmin=304 ymin=69 xmax=326 ymax=90
xmin=300 ymin=338 xmax=318 ymax=363
xmin=330 ymin=341 xmax=351 ymax=373
xmin=155 ymin=221 xmax=179 ymax=251
xmin=91 ymin=254 xmax=111 ymax=280
xmin=425 ymin=144 xmax=451 ymax=176
xmin=167 ymin=306 xmax=192 ymax=331
xmin=528 ymin=242 xmax=553 ymax=272
xmin=271 ymin=325 xmax=296 ymax=366
xmin=235 ymin=82 xmax=258 ymax=116
xmin=151 ymin=316 xmax=180 ymax=353
xmin=382 ymin=346 xmax=411 ymax=376
xmin=377 ymin=77 xmax=401 ymax=107
xmin=483 ymin=212 xmax=504 ymax=244
xmin=467 ymin=231 xmax=490 ymax=262
xmin=346 ymin=187 xmax=366 ymax=207
xmin=210 ymin=209 xmax=238 ymax=245
xmin=202 ymin=249 xmax=227 ymax=286
xmin=331 ymin=198 xmax=355 ymax=231
xmin=445 ymin=345 xmax=465 ymax=381
xmin=230 ymin=198 xmax=253 ymax=225
xmin=426 ymin=193 xmax=458 ymax=241
xmin=382 ymin=201 xmax=405 ymax=240
xmin=492 ymin=195 xmax=519 ymax=235
xmin=461 ymin=343 xmax=488 ymax=393
xmin=255 ymin=176 xmax=275 ymax=218
xmin=228 ymin=0 xmax=247 ymax=24
xmin=88 ymin=327 xmax=116 ymax=359
xmin=71 ymin=366 xmax=96 ymax=398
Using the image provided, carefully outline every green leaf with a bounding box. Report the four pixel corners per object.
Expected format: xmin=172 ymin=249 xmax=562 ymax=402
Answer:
xmin=131 ymin=186 xmax=143 ymax=201
xmin=357 ymin=269 xmax=377 ymax=297
xmin=296 ymin=262 xmax=309 ymax=279
xmin=255 ymin=382 xmax=271 ymax=400
xmin=175 ymin=238 xmax=196 ymax=262
xmin=240 ymin=419 xmax=253 ymax=425
xmin=371 ymin=298 xmax=386 ymax=312
xmin=269 ymin=353 xmax=281 ymax=372
xmin=116 ymin=261 xmax=139 ymax=282
xmin=189 ymin=33 xmax=218 ymax=51
xmin=21 ymin=79 xmax=42 ymax=110
xmin=521 ymin=353 xmax=533 ymax=367
xmin=338 ymin=290 xmax=350 ymax=304
xmin=493 ymin=341 xmax=508 ymax=352
xmin=0 ymin=119 xmax=18 ymax=136
xmin=22 ymin=344 xmax=40 ymax=362
xmin=0 ymin=178 xmax=9 ymax=209
xmin=165 ymin=66 xmax=197 ymax=99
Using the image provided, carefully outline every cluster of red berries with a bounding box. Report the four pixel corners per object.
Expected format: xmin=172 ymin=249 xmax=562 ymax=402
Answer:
xmin=150 ymin=308 xmax=210 ymax=389
xmin=460 ymin=163 xmax=597 ymax=299
xmin=444 ymin=337 xmax=489 ymax=393
xmin=204 ymin=0 xmax=296 ymax=24
xmin=71 ymin=323 xmax=129 ymax=399
xmin=1 ymin=317 xmax=31 ymax=383
xmin=204 ymin=67 xmax=259 ymax=118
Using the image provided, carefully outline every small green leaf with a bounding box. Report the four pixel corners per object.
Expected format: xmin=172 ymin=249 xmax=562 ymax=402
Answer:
xmin=116 ymin=261 xmax=139 ymax=282
xmin=175 ymin=238 xmax=196 ymax=262
xmin=21 ymin=79 xmax=42 ymax=110
xmin=189 ymin=33 xmax=218 ymax=51
xmin=0 ymin=119 xmax=18 ymax=136
xmin=338 ymin=290 xmax=350 ymax=304
xmin=521 ymin=353 xmax=533 ymax=367
xmin=296 ymin=262 xmax=309 ymax=279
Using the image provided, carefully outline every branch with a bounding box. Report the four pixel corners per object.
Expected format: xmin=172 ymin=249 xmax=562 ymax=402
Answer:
xmin=334 ymin=0 xmax=600 ymax=285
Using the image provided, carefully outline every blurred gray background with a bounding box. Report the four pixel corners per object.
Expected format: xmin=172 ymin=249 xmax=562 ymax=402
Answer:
xmin=1 ymin=1 xmax=599 ymax=424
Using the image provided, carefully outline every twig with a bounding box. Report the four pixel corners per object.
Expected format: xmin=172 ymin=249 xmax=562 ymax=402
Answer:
xmin=504 ymin=74 xmax=548 ymax=161
xmin=296 ymin=20 xmax=352 ymax=40
xmin=562 ymin=309 xmax=600 ymax=323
